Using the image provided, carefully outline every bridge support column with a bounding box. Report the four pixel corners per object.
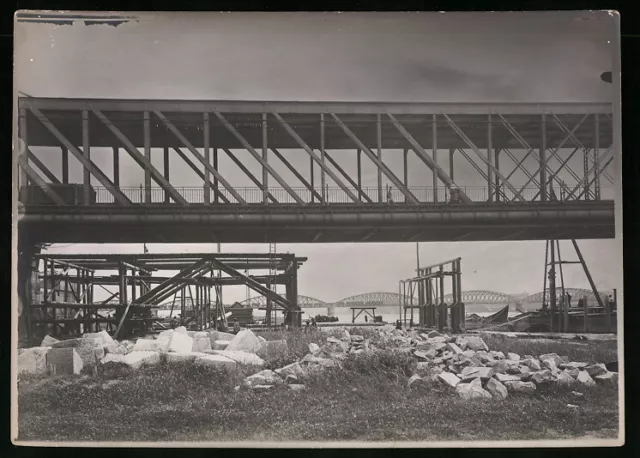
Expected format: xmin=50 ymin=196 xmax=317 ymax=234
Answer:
xmin=540 ymin=114 xmax=547 ymax=202
xmin=377 ymin=114 xmax=383 ymax=203
xmin=113 ymin=147 xmax=120 ymax=188
xmin=494 ymin=149 xmax=500 ymax=202
xmin=163 ymin=147 xmax=169 ymax=203
xmin=487 ymin=114 xmax=493 ymax=203
xmin=18 ymin=236 xmax=40 ymax=345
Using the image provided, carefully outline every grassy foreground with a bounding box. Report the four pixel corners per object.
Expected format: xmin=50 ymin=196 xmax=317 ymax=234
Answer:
xmin=17 ymin=329 xmax=620 ymax=443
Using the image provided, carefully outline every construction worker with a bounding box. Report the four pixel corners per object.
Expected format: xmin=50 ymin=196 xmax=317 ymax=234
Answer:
xmin=608 ymin=295 xmax=616 ymax=311
xmin=170 ymin=316 xmax=178 ymax=329
xmin=567 ymin=293 xmax=572 ymax=308
xmin=311 ymin=317 xmax=317 ymax=329
xmin=233 ymin=318 xmax=241 ymax=334
xmin=386 ymin=186 xmax=394 ymax=204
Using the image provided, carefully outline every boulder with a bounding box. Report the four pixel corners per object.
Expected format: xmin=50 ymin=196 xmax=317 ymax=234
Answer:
xmin=343 ymin=329 xmax=351 ymax=340
xmin=455 ymin=337 xmax=469 ymax=351
xmin=101 ymin=353 xmax=127 ymax=365
xmin=486 ymin=377 xmax=508 ymax=400
xmin=212 ymin=350 xmax=265 ymax=367
xmin=83 ymin=330 xmax=115 ymax=347
xmin=585 ymin=363 xmax=608 ymax=377
xmin=194 ymin=354 xmax=237 ymax=371
xmin=194 ymin=331 xmax=210 ymax=339
xmin=475 ymin=352 xmax=494 ymax=364
xmin=308 ymin=343 xmax=321 ymax=355
xmin=541 ymin=359 xmax=559 ymax=373
xmin=504 ymin=381 xmax=537 ymax=393
xmin=212 ymin=340 xmax=231 ymax=351
xmin=18 ymin=347 xmax=51 ymax=375
xmin=564 ymin=368 xmax=580 ymax=378
xmin=251 ymin=385 xmax=274 ymax=391
xmin=594 ymin=372 xmax=618 ymax=386
xmin=456 ymin=378 xmax=492 ymax=400
xmin=539 ymin=353 xmax=563 ymax=367
xmin=490 ymin=351 xmax=505 ymax=360
xmin=465 ymin=336 xmax=489 ymax=352
xmin=133 ymin=338 xmax=163 ymax=352
xmin=530 ymin=370 xmax=555 ymax=384
xmin=208 ymin=331 xmax=236 ymax=344
xmin=225 ymin=329 xmax=262 ymax=353
xmin=487 ymin=360 xmax=509 ymax=374
xmin=506 ymin=352 xmax=521 ymax=361
xmin=556 ymin=371 xmax=576 ymax=385
xmin=494 ymin=373 xmax=521 ymax=383
xmin=428 ymin=330 xmax=443 ymax=338
xmin=40 ymin=335 xmax=59 ymax=347
xmin=121 ymin=351 xmax=161 ymax=370
xmin=275 ymin=362 xmax=305 ymax=379
xmin=45 ymin=347 xmax=83 ymax=375
xmin=461 ymin=350 xmax=476 ymax=359
xmin=288 ymin=384 xmax=306 ymax=392
xmin=174 ymin=326 xmax=188 ymax=335
xmin=166 ymin=352 xmax=207 ymax=363
xmin=244 ymin=369 xmax=282 ymax=387
xmin=167 ymin=332 xmax=194 ymax=353
xmin=577 ymin=370 xmax=596 ymax=386
xmin=428 ymin=336 xmax=447 ymax=344
xmin=192 ymin=336 xmax=212 ymax=353
xmin=523 ymin=358 xmax=542 ymax=371
xmin=446 ymin=343 xmax=463 ymax=355
xmin=460 ymin=366 xmax=495 ymax=382
xmin=414 ymin=349 xmax=436 ymax=361
xmin=416 ymin=341 xmax=436 ymax=352
xmin=438 ymin=371 xmax=461 ymax=388
xmin=256 ymin=339 xmax=289 ymax=359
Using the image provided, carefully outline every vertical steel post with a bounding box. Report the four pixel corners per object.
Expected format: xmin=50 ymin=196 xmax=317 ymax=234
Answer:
xmin=163 ymin=146 xmax=169 ymax=203
xmin=487 ymin=114 xmax=493 ymax=202
xmin=583 ymin=146 xmax=590 ymax=201
xmin=540 ymin=114 xmax=547 ymax=202
xmin=262 ymin=113 xmax=268 ymax=204
xmin=594 ymin=114 xmax=600 ymax=200
xmin=439 ymin=265 xmax=445 ymax=331
xmin=549 ymin=239 xmax=556 ymax=331
xmin=494 ymin=149 xmax=500 ymax=202
xmin=19 ymin=108 xmax=29 ymax=188
xmin=377 ymin=114 xmax=383 ymax=203
xmin=321 ymin=114 xmax=327 ymax=203
xmin=213 ymin=147 xmax=219 ymax=203
xmin=432 ymin=114 xmax=438 ymax=202
xmin=82 ymin=110 xmax=90 ymax=204
xmin=403 ymin=148 xmax=408 ymax=203
xmin=143 ymin=111 xmax=152 ymax=203
xmin=557 ymin=240 xmax=568 ymax=333
xmin=310 ymin=155 xmax=315 ymax=203
xmin=357 ymin=148 xmax=362 ymax=201
xmin=61 ymin=147 xmax=69 ymax=184
xmin=113 ymin=147 xmax=120 ymax=188
xmin=204 ymin=113 xmax=211 ymax=204
xmin=570 ymin=239 xmax=608 ymax=332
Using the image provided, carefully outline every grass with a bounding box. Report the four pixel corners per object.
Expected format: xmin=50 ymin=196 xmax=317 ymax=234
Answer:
xmin=16 ymin=334 xmax=620 ymax=443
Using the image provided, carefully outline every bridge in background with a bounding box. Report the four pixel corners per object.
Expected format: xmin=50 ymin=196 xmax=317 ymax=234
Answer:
xmin=17 ymin=97 xmax=615 ymax=244
xmin=238 ymin=289 xmax=611 ymax=308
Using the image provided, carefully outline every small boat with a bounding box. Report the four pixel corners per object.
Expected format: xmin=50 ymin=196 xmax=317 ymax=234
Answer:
xmin=465 ymin=305 xmax=510 ymax=330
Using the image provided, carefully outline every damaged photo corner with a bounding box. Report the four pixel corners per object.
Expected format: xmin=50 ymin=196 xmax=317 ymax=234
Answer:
xmin=11 ymin=10 xmax=623 ymax=448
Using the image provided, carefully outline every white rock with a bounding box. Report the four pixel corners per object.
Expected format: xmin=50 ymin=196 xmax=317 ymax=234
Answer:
xmin=194 ymin=331 xmax=210 ymax=339
xmin=174 ymin=326 xmax=188 ymax=335
xmin=133 ymin=338 xmax=163 ymax=352
xmin=192 ymin=337 xmax=212 ymax=352
xmin=556 ymin=371 xmax=576 ymax=385
xmin=559 ymin=361 xmax=588 ymax=370
xmin=504 ymin=381 xmax=537 ymax=393
xmin=209 ymin=340 xmax=229 ymax=350
xmin=446 ymin=342 xmax=463 ymax=355
xmin=167 ymin=332 xmax=193 ymax=353
xmin=494 ymin=373 xmax=521 ymax=383
xmin=541 ymin=358 xmax=559 ymax=373
xmin=564 ymin=368 xmax=580 ymax=378
xmin=288 ymin=384 xmax=306 ymax=391
xmin=486 ymin=377 xmax=508 ymax=400
xmin=408 ymin=374 xmax=424 ymax=387
xmin=465 ymin=336 xmax=489 ymax=352
xmin=308 ymin=343 xmax=320 ymax=354
xmin=18 ymin=346 xmax=51 ymax=375
xmin=539 ymin=353 xmax=563 ymax=367
xmin=577 ymin=370 xmax=596 ymax=386
xmin=251 ymin=384 xmax=274 ymax=391
xmin=45 ymin=347 xmax=83 ymax=375
xmin=523 ymin=358 xmax=542 ymax=371
xmin=507 ymin=352 xmax=521 ymax=361
xmin=225 ymin=329 xmax=262 ymax=353
xmin=121 ymin=351 xmax=161 ymax=369
xmin=208 ymin=331 xmax=236 ymax=343
xmin=244 ymin=369 xmax=282 ymax=387
xmin=438 ymin=371 xmax=461 ymax=388
xmin=490 ymin=351 xmax=505 ymax=360
xmin=166 ymin=352 xmax=207 ymax=363
xmin=212 ymin=350 xmax=265 ymax=367
xmin=195 ymin=354 xmax=237 ymax=371
xmin=594 ymin=372 xmax=618 ymax=385
xmin=275 ymin=362 xmax=305 ymax=379
xmin=585 ymin=363 xmax=608 ymax=377
xmin=83 ymin=330 xmax=115 ymax=347
xmin=460 ymin=366 xmax=495 ymax=382
xmin=456 ymin=378 xmax=492 ymax=400
xmin=101 ymin=353 xmax=127 ymax=365
xmin=531 ymin=369 xmax=555 ymax=384
xmin=257 ymin=336 xmax=267 ymax=344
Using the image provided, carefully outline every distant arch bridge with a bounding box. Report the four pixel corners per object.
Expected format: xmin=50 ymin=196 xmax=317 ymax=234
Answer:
xmin=522 ymin=288 xmax=610 ymax=304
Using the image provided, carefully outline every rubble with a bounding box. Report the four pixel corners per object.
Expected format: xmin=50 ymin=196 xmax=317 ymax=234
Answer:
xmin=210 ymin=350 xmax=265 ymax=367
xmin=456 ymin=378 xmax=492 ymax=400
xmin=18 ymin=346 xmax=51 ymax=375
xmin=438 ymin=371 xmax=461 ymax=388
xmin=256 ymin=339 xmax=288 ymax=359
xmin=504 ymin=381 xmax=537 ymax=393
xmin=486 ymin=377 xmax=508 ymax=400
xmin=195 ymin=354 xmax=237 ymax=371
xmin=577 ymin=370 xmax=596 ymax=386
xmin=46 ymin=348 xmax=83 ymax=375
xmin=166 ymin=352 xmax=207 ymax=363
xmin=225 ymin=329 xmax=262 ymax=353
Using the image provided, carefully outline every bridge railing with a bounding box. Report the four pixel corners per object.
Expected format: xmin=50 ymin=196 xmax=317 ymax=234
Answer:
xmin=19 ymin=184 xmax=614 ymax=206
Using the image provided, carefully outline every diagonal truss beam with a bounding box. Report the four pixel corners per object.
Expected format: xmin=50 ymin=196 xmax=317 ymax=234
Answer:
xmin=323 ymin=151 xmax=373 ymax=203
xmin=18 ymin=155 xmax=66 ymax=205
xmin=134 ymin=258 xmax=211 ymax=305
xmin=171 ymin=147 xmax=230 ymax=203
xmin=222 ymin=149 xmax=278 ymax=203
xmin=565 ymin=148 xmax=614 ymax=200
xmin=575 ymin=156 xmax=614 ymax=200
xmin=156 ymin=111 xmax=246 ymax=204
xmin=443 ymin=113 xmax=525 ymax=202
xmin=271 ymin=148 xmax=323 ymax=202
xmin=271 ymin=113 xmax=360 ymax=203
xmin=331 ymin=113 xmax=419 ymax=204
xmin=93 ymin=110 xmax=188 ymax=205
xmin=26 ymin=148 xmax=61 ymax=184
xmin=28 ymin=107 xmax=132 ymax=205
xmin=453 ymin=148 xmax=509 ymax=201
xmin=210 ymin=258 xmax=294 ymax=310
xmin=387 ymin=114 xmax=472 ymax=204
xmin=213 ymin=112 xmax=304 ymax=204
xmin=531 ymin=147 xmax=580 ymax=201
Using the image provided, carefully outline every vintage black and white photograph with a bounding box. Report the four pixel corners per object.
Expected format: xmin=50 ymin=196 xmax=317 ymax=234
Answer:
xmin=12 ymin=11 xmax=623 ymax=446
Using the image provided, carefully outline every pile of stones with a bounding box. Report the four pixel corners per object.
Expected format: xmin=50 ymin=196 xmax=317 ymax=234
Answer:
xmin=17 ymin=327 xmax=289 ymax=377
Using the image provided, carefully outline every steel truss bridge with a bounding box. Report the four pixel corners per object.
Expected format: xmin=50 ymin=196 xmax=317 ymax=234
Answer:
xmin=17 ymin=97 xmax=615 ymax=244
xmin=240 ymin=289 xmax=611 ymax=308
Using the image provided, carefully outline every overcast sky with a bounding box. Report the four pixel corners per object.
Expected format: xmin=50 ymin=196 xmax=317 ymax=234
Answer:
xmin=15 ymin=11 xmax=621 ymax=302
